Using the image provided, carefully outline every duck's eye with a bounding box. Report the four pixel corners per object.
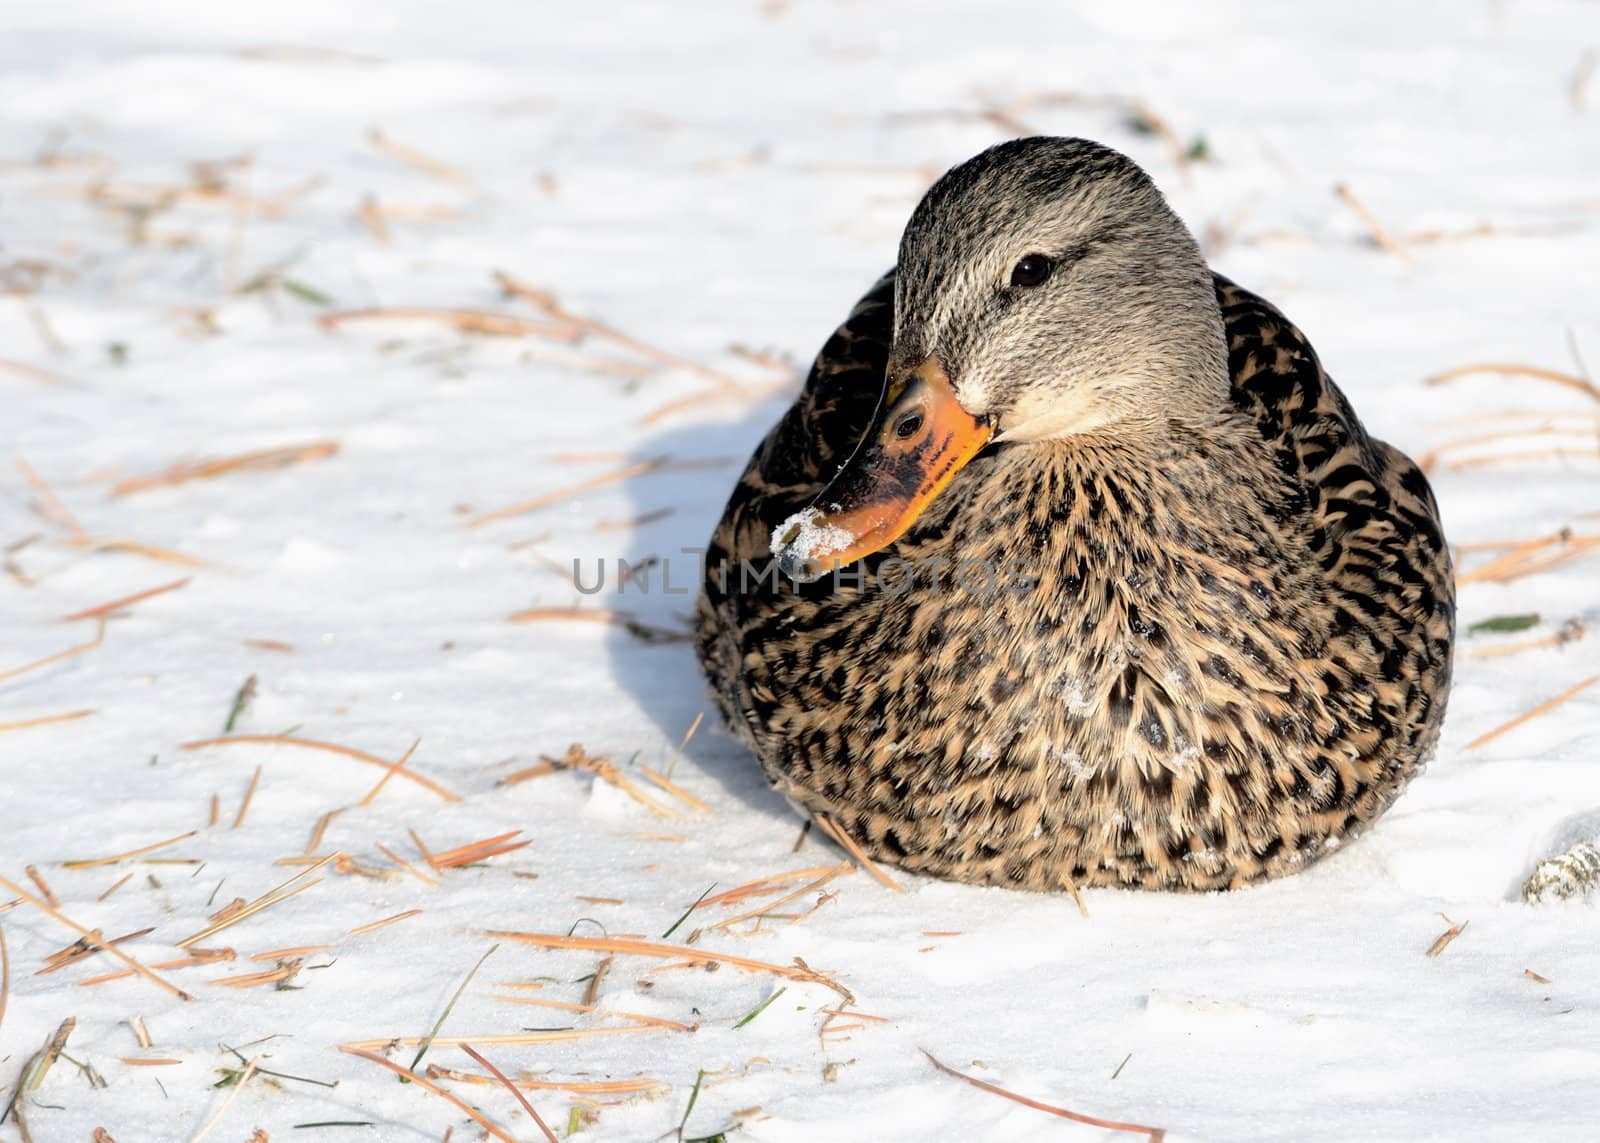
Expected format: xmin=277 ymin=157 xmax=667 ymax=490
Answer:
xmin=1010 ymin=253 xmax=1054 ymax=288
xmin=893 ymin=411 xmax=924 ymax=439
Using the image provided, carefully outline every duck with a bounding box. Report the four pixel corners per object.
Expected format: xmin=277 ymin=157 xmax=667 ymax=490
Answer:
xmin=693 ymin=136 xmax=1455 ymax=893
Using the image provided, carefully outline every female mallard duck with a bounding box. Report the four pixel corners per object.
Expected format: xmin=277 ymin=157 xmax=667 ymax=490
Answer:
xmin=694 ymin=137 xmax=1454 ymax=892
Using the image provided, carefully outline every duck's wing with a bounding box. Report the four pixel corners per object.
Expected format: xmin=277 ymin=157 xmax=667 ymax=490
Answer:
xmin=1214 ymin=273 xmax=1455 ymax=769
xmin=704 ymin=269 xmax=895 ymax=571
xmin=696 ymin=270 xmax=895 ymax=742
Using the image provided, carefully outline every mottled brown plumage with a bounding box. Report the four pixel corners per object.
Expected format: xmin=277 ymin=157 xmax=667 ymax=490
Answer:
xmin=694 ymin=137 xmax=1454 ymax=892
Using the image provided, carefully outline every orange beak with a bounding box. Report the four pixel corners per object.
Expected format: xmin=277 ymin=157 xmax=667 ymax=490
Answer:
xmin=774 ymin=357 xmax=992 ymax=580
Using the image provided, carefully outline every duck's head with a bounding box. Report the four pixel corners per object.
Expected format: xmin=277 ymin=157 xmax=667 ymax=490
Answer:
xmin=774 ymin=135 xmax=1229 ymax=581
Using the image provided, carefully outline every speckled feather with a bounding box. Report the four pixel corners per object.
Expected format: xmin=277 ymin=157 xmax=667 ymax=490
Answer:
xmin=695 ymin=267 xmax=1454 ymax=893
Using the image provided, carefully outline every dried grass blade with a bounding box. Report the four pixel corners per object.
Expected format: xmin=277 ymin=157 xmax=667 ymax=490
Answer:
xmin=460 ymin=1045 xmax=559 ymax=1143
xmin=489 ymin=993 xmax=695 ymax=1032
xmin=64 ymin=830 xmax=197 ymax=869
xmin=177 ymin=855 xmax=334 ymax=948
xmin=814 ymin=815 xmax=904 ymax=892
xmin=338 ymin=1047 xmax=517 ymax=1142
xmin=1465 ymin=675 xmax=1600 ymax=750
xmin=482 ymin=930 xmax=851 ymax=998
xmin=1427 ymin=362 xmax=1600 ymax=403
xmin=318 ymin=307 xmax=574 ymax=339
xmin=343 ymin=1027 xmax=666 ymax=1051
xmin=640 ymin=767 xmax=712 ymax=813
xmin=17 ymin=458 xmax=85 ymax=534
xmin=698 ymin=864 xmax=855 ymax=909
xmin=111 ymin=442 xmax=339 ymax=497
xmin=182 ymin=735 xmax=460 ymax=802
xmin=0 ymin=709 xmax=94 ymax=734
xmin=62 ymin=579 xmax=190 ymax=622
xmin=358 ymin=737 xmax=422 ymax=807
xmin=0 ymin=618 xmax=106 ymax=684
xmin=709 ymin=872 xmax=851 ymax=932
xmin=922 ymin=1050 xmax=1166 ymax=1141
xmin=348 ymin=909 xmax=422 ymax=936
xmin=0 ymin=874 xmax=190 ymax=1001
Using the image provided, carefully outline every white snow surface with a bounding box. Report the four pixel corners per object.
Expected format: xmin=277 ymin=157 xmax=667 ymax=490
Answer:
xmin=3 ymin=2 xmax=1600 ymax=1140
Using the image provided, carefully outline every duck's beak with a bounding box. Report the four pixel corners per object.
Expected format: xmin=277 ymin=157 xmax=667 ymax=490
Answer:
xmin=773 ymin=357 xmax=992 ymax=581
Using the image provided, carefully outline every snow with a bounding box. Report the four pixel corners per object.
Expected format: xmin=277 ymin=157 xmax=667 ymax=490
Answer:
xmin=770 ymin=507 xmax=853 ymax=576
xmin=2 ymin=1 xmax=1599 ymax=1140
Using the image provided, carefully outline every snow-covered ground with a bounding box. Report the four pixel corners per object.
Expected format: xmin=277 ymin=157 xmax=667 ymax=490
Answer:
xmin=2 ymin=1 xmax=1599 ymax=1139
